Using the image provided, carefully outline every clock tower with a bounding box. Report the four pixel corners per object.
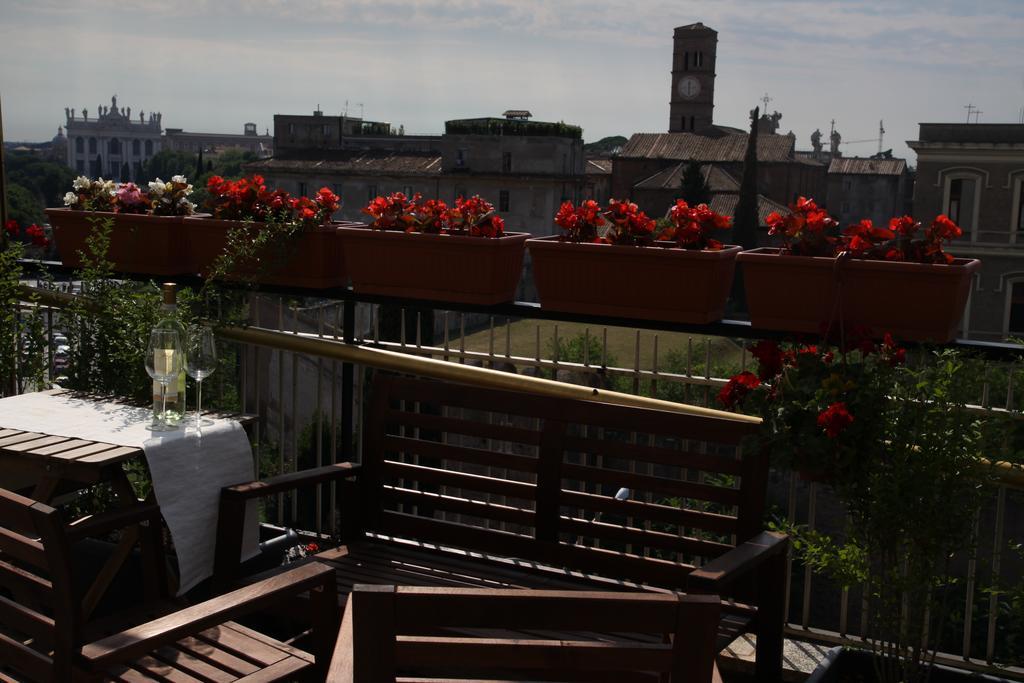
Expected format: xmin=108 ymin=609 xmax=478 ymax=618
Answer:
xmin=669 ymin=22 xmax=717 ymax=134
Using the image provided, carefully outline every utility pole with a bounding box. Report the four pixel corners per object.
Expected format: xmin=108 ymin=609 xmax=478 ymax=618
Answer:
xmin=964 ymin=103 xmax=976 ymax=123
xmin=878 ymin=120 xmax=885 ymax=155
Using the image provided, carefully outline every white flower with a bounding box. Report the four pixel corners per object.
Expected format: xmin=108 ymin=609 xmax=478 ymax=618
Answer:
xmin=63 ymin=191 xmax=78 ymax=206
xmin=148 ymin=180 xmax=165 ymax=196
xmin=183 ymin=184 xmax=194 ymax=196
xmin=72 ymin=176 xmax=90 ymax=190
xmin=171 ymin=175 xmax=187 ymax=185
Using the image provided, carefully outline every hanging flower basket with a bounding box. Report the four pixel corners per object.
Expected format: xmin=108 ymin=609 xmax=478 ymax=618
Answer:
xmin=337 ymin=226 xmax=528 ymax=304
xmin=184 ymin=216 xmax=357 ymax=289
xmin=45 ymin=208 xmax=192 ymax=275
xmin=529 ymin=236 xmax=741 ymax=323
xmin=737 ymin=247 xmax=980 ymax=342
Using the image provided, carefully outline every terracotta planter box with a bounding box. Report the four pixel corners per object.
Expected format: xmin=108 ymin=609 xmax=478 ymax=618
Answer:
xmin=337 ymin=227 xmax=528 ymax=305
xmin=527 ymin=236 xmax=741 ymax=323
xmin=184 ymin=217 xmax=359 ymax=289
xmin=737 ymin=247 xmax=981 ymax=342
xmin=45 ymin=208 xmax=191 ymax=276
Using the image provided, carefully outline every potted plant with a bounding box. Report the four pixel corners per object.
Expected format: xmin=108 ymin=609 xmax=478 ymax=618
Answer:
xmin=722 ymin=339 xmax=998 ymax=683
xmin=45 ymin=176 xmax=197 ymax=275
xmin=528 ymin=198 xmax=740 ymax=323
xmin=736 ymin=197 xmax=980 ymax=342
xmin=187 ymin=175 xmax=348 ymax=289
xmin=337 ymin=192 xmax=528 ymax=305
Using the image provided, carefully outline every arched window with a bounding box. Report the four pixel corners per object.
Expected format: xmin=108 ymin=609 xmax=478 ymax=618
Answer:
xmin=940 ymin=168 xmax=985 ymax=241
xmin=690 ymin=116 xmax=695 ymax=131
xmin=1009 ymin=171 xmax=1024 ymax=239
xmin=132 ymin=139 xmax=141 ymax=155
xmin=145 ymin=140 xmax=153 ymax=155
xmin=109 ymin=138 xmax=120 ymax=155
xmin=75 ymin=137 xmax=84 ymax=154
xmin=683 ymin=52 xmax=689 ymax=71
xmin=88 ymin=137 xmax=97 ymax=154
xmin=1004 ymin=277 xmax=1024 ymax=337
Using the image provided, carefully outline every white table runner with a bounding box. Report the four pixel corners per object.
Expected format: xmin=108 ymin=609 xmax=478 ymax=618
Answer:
xmin=0 ymin=392 xmax=259 ymax=594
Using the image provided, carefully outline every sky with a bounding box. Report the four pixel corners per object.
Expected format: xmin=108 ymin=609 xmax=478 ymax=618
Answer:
xmin=2 ymin=0 xmax=1024 ymax=165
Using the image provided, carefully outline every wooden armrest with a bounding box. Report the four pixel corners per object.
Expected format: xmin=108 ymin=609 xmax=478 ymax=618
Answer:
xmin=66 ymin=502 xmax=162 ymax=543
xmin=222 ymin=462 xmax=361 ymax=501
xmin=80 ymin=561 xmax=335 ymax=669
xmin=687 ymin=531 xmax=788 ymax=591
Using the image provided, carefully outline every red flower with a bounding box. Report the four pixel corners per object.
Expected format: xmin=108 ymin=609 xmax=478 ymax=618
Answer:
xmin=660 ymin=199 xmax=731 ymax=250
xmin=603 ymin=199 xmax=655 ymax=246
xmin=817 ymin=402 xmax=854 ymax=438
xmin=305 ymin=542 xmax=319 ymax=553
xmin=889 ymin=215 xmax=919 ymax=238
xmin=749 ymin=340 xmax=784 ymax=380
xmin=717 ymin=371 xmax=761 ymax=409
xmin=4 ymin=219 xmax=17 ymax=238
xmin=25 ymin=224 xmax=49 ymax=248
xmin=881 ymin=332 xmax=906 ymax=366
xmin=842 ymin=219 xmax=894 ymax=256
xmin=768 ymin=197 xmax=838 ymax=256
xmin=554 ymin=199 xmax=605 ymax=243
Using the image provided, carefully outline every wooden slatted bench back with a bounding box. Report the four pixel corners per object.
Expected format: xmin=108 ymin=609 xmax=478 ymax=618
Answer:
xmin=333 ymin=584 xmax=722 ymax=682
xmin=361 ymin=374 xmax=765 ymax=589
xmin=0 ymin=488 xmax=78 ymax=682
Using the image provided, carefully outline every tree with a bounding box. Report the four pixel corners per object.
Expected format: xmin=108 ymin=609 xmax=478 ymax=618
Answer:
xmin=679 ymin=159 xmax=710 ymax=206
xmin=729 ymin=106 xmax=760 ymax=314
xmin=6 ymin=183 xmax=44 ymax=226
xmin=141 ymin=149 xmax=196 ymax=182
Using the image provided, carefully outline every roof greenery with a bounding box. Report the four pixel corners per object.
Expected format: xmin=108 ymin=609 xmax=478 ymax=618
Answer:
xmin=445 ymin=118 xmax=583 ymax=140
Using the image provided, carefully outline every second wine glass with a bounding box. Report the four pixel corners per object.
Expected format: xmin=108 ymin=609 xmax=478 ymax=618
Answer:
xmin=185 ymin=325 xmax=217 ymax=428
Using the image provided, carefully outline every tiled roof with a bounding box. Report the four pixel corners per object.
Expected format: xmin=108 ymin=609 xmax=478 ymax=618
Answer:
xmin=827 ymin=157 xmax=906 ymax=176
xmin=248 ymin=152 xmax=442 ymax=176
xmin=709 ymin=194 xmax=790 ymax=227
xmin=586 ymin=159 xmax=613 ymax=175
xmin=618 ymin=133 xmax=795 ymax=162
xmin=634 ymin=163 xmax=740 ymax=192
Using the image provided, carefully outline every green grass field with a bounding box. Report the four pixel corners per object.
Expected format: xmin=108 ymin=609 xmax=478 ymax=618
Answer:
xmin=455 ymin=318 xmax=745 ymax=375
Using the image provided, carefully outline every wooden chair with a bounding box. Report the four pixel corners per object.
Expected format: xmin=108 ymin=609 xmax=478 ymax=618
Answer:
xmin=0 ymin=487 xmax=339 ymax=682
xmin=330 ymin=584 xmax=723 ymax=682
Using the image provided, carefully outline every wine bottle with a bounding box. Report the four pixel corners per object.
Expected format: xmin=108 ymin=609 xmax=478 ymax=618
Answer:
xmin=152 ymin=283 xmax=187 ymax=425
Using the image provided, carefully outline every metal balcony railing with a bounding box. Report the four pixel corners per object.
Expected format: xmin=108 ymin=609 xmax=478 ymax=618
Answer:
xmin=9 ymin=267 xmax=1024 ymax=679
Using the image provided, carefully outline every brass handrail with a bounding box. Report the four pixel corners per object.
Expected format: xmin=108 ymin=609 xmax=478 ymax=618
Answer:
xmin=215 ymin=324 xmax=762 ymax=424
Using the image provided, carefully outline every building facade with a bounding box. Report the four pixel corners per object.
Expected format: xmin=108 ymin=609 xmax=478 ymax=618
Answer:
xmin=163 ymin=123 xmax=273 ymax=157
xmin=64 ymin=95 xmax=163 ymax=180
xmin=908 ymin=123 xmax=1024 ymax=339
xmin=825 ymin=156 xmax=911 ymax=227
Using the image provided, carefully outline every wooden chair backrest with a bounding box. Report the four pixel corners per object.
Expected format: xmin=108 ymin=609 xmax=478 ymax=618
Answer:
xmin=333 ymin=584 xmax=721 ymax=682
xmin=362 ymin=374 xmax=765 ymax=589
xmin=0 ymin=488 xmax=78 ymax=682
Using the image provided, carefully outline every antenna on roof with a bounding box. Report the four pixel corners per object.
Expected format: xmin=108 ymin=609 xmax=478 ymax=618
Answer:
xmin=878 ymin=120 xmax=885 ymax=155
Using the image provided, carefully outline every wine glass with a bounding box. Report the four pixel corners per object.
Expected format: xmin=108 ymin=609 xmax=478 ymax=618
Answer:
xmin=145 ymin=328 xmax=183 ymax=431
xmin=185 ymin=325 xmax=217 ymax=428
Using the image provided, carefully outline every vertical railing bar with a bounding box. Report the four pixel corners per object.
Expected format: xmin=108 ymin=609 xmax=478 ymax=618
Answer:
xmin=985 ymin=485 xmax=1007 ymax=664
xmin=488 ymin=316 xmax=495 ymax=366
xmin=704 ymin=339 xmax=712 ymax=407
xmin=290 ymin=304 xmax=299 ymax=523
xmin=400 ymin=308 xmax=407 ymax=348
xmin=342 ymin=300 xmax=356 ymax=461
xmin=601 ymin=328 xmax=608 ymax=369
xmin=783 ymin=470 xmax=797 ymax=632
xmin=314 ymin=306 xmax=324 ymax=535
xmin=416 ymin=311 xmax=422 ymax=349
xmin=505 ymin=317 xmax=511 ymax=358
xmin=962 ymin=508 xmax=981 ymax=659
xmin=253 ymin=296 xmax=262 ymax=481
xmin=801 ymin=482 xmax=817 ymax=629
xmin=443 ymin=311 xmax=450 ymax=362
xmin=277 ymin=298 xmax=285 ymax=525
xmin=329 ymin=303 xmax=340 ymax=538
xmin=583 ymin=328 xmax=590 ymax=367
xmin=459 ymin=314 xmax=466 ymax=365
xmin=632 ymin=330 xmax=640 ymax=395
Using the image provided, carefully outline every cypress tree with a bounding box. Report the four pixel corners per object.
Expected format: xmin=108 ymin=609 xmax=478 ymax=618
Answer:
xmin=729 ymin=106 xmax=760 ymax=315
xmin=679 ymin=159 xmax=711 ymax=206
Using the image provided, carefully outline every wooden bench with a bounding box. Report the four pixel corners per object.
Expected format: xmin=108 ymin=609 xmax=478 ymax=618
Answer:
xmin=330 ymin=585 xmax=724 ymax=682
xmin=217 ymin=373 xmax=789 ymax=681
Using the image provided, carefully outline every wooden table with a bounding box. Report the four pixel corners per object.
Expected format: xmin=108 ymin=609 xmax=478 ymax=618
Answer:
xmin=0 ymin=390 xmax=257 ymax=616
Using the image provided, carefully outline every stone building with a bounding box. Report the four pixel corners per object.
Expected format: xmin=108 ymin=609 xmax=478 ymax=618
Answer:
xmin=908 ymin=123 xmax=1024 ymax=340
xmin=825 ymin=156 xmax=911 ymax=227
xmin=612 ymin=132 xmax=826 ymax=218
xmin=249 ymin=111 xmax=587 ymax=236
xmin=64 ymin=95 xmax=163 ymax=180
xmin=164 ymin=123 xmax=273 ymax=157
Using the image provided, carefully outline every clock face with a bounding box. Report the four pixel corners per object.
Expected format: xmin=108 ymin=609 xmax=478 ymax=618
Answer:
xmin=677 ymin=76 xmax=701 ymax=100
